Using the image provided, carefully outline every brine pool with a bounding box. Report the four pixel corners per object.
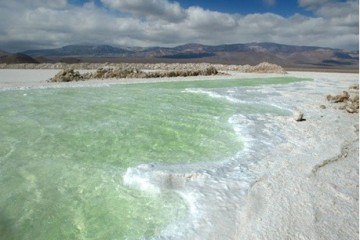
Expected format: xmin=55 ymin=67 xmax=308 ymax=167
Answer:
xmin=0 ymin=77 xmax=309 ymax=239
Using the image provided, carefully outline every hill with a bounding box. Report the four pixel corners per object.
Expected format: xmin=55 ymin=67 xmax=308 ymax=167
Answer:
xmin=8 ymin=42 xmax=359 ymax=69
xmin=0 ymin=50 xmax=9 ymax=57
xmin=0 ymin=53 xmax=39 ymax=64
xmin=23 ymin=44 xmax=133 ymax=58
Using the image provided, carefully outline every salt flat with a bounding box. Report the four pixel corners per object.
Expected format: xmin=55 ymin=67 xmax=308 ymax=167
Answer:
xmin=235 ymin=72 xmax=359 ymax=240
xmin=0 ymin=69 xmax=358 ymax=240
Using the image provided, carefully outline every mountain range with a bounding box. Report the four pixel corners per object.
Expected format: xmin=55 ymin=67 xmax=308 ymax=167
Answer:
xmin=0 ymin=42 xmax=358 ymax=69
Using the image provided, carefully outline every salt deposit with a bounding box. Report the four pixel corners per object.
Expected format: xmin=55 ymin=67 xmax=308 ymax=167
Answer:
xmin=0 ymin=62 xmax=286 ymax=74
xmin=0 ymin=69 xmax=357 ymax=240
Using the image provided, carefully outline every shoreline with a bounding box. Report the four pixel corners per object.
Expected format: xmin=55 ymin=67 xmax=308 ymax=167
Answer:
xmin=0 ymin=69 xmax=288 ymax=90
xmin=0 ymin=68 xmax=357 ymax=90
xmin=284 ymin=66 xmax=359 ymax=74
xmin=0 ymin=70 xmax=358 ymax=239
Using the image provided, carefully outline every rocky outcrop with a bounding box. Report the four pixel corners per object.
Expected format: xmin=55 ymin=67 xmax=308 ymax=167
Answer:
xmin=89 ymin=67 xmax=147 ymax=79
xmin=242 ymin=62 xmax=286 ymax=73
xmin=145 ymin=66 xmax=218 ymax=78
xmin=327 ymin=91 xmax=350 ymax=103
xmin=326 ymin=85 xmax=359 ymax=113
xmin=48 ymin=66 xmax=219 ymax=82
xmin=49 ymin=68 xmax=83 ymax=82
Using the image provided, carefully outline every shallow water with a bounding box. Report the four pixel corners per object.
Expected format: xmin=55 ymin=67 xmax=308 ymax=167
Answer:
xmin=0 ymin=77 xmax=309 ymax=239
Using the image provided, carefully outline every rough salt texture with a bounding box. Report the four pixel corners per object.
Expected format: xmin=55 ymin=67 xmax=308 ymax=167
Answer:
xmin=45 ymin=62 xmax=285 ymax=82
xmin=235 ymin=73 xmax=358 ymax=240
xmin=49 ymin=66 xmax=220 ymax=82
xmin=0 ymin=62 xmax=286 ymax=74
xmin=326 ymin=85 xmax=359 ymax=113
xmin=50 ymin=68 xmax=84 ymax=82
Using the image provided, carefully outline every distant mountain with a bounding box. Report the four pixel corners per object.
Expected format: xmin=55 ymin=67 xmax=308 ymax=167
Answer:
xmin=0 ymin=49 xmax=9 ymax=57
xmin=136 ymin=42 xmax=359 ymax=68
xmin=22 ymin=44 xmax=133 ymax=57
xmin=0 ymin=53 xmax=39 ymax=64
xmin=34 ymin=56 xmax=56 ymax=63
xmin=11 ymin=42 xmax=359 ymax=69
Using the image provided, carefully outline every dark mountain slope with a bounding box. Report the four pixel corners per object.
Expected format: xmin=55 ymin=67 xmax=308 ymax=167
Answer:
xmin=0 ymin=53 xmax=39 ymax=64
xmin=6 ymin=42 xmax=358 ymax=69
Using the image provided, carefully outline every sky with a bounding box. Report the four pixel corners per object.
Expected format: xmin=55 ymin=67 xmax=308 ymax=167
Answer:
xmin=0 ymin=0 xmax=358 ymax=52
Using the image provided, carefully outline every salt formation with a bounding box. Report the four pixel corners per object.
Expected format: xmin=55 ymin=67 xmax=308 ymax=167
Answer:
xmin=293 ymin=111 xmax=305 ymax=121
xmin=1 ymin=62 xmax=286 ymax=74
xmin=49 ymin=66 xmax=219 ymax=82
xmin=50 ymin=68 xmax=83 ymax=82
xmin=326 ymin=85 xmax=359 ymax=113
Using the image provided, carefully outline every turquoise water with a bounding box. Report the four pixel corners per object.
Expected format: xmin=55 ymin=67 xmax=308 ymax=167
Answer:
xmin=0 ymin=77 xmax=309 ymax=239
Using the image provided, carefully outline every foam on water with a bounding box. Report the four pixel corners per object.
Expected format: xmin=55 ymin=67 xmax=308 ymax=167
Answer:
xmin=122 ymin=81 xmax=306 ymax=239
xmin=183 ymin=88 xmax=244 ymax=104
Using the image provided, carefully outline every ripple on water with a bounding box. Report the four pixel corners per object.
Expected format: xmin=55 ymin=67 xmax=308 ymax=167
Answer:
xmin=0 ymin=76 xmax=309 ymax=239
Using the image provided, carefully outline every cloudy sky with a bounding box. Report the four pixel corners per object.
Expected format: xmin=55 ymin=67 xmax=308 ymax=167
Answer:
xmin=0 ymin=0 xmax=358 ymax=52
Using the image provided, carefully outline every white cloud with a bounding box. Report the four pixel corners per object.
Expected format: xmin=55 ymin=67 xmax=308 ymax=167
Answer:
xmin=316 ymin=0 xmax=359 ymax=18
xmin=185 ymin=7 xmax=237 ymax=31
xmin=298 ymin=0 xmax=333 ymax=10
xmin=0 ymin=0 xmax=358 ymax=52
xmin=101 ymin=0 xmax=187 ymax=22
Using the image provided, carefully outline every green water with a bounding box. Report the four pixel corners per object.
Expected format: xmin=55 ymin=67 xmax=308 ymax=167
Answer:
xmin=0 ymin=77 xmax=309 ymax=239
